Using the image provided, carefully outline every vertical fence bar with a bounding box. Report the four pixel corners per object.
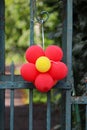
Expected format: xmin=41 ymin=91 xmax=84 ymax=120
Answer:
xmin=62 ymin=0 xmax=73 ymax=74
xmin=60 ymin=90 xmax=66 ymax=130
xmin=62 ymin=0 xmax=73 ymax=130
xmin=65 ymin=90 xmax=71 ymax=130
xmin=0 ymin=0 xmax=5 ymax=130
xmin=10 ymin=90 xmax=14 ymax=130
xmin=85 ymin=82 xmax=87 ymax=130
xmin=66 ymin=0 xmax=73 ymax=72
xmin=47 ymin=91 xmax=51 ymax=130
xmin=10 ymin=63 xmax=15 ymax=130
xmin=30 ymin=0 xmax=35 ymax=45
xmin=29 ymin=0 xmax=35 ymax=129
xmin=86 ymin=106 xmax=87 ymax=130
xmin=65 ymin=0 xmax=73 ymax=130
xmin=29 ymin=89 xmax=33 ymax=130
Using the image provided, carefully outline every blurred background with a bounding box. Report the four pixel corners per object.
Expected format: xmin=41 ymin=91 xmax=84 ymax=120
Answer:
xmin=5 ymin=0 xmax=87 ymax=130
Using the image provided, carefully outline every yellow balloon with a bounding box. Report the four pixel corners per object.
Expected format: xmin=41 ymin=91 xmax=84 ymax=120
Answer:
xmin=35 ymin=56 xmax=51 ymax=72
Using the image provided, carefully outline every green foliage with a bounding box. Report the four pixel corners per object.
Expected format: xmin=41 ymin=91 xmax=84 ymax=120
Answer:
xmin=72 ymin=1 xmax=87 ymax=129
xmin=33 ymin=90 xmax=47 ymax=103
xmin=42 ymin=0 xmax=62 ymax=46
xmin=5 ymin=0 xmax=30 ymax=65
xmin=5 ymin=0 xmax=62 ymax=65
xmin=73 ymin=0 xmax=87 ymax=94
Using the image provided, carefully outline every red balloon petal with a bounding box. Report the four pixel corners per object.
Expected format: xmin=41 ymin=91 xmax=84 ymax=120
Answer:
xmin=49 ymin=62 xmax=68 ymax=80
xmin=45 ymin=45 xmax=63 ymax=61
xmin=54 ymin=80 xmax=58 ymax=85
xmin=35 ymin=74 xmax=54 ymax=92
xmin=25 ymin=45 xmax=45 ymax=63
xmin=20 ymin=63 xmax=39 ymax=82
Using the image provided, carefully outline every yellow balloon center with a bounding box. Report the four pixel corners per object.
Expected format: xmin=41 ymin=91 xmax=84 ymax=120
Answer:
xmin=35 ymin=56 xmax=51 ymax=72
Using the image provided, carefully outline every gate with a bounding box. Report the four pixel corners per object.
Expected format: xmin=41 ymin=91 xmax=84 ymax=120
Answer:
xmin=1 ymin=0 xmax=86 ymax=130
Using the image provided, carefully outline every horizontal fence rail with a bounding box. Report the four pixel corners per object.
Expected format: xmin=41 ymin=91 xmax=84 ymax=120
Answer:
xmin=0 ymin=64 xmax=72 ymax=90
xmin=0 ymin=63 xmax=72 ymax=130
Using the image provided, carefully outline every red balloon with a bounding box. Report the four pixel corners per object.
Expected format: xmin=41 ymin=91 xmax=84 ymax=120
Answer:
xmin=45 ymin=45 xmax=63 ymax=61
xmin=49 ymin=61 xmax=68 ymax=80
xmin=54 ymin=80 xmax=58 ymax=85
xmin=25 ymin=45 xmax=45 ymax=64
xmin=20 ymin=63 xmax=39 ymax=82
xmin=35 ymin=74 xmax=54 ymax=92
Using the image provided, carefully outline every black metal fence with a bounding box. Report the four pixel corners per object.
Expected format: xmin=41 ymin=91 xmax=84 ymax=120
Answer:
xmin=1 ymin=0 xmax=87 ymax=130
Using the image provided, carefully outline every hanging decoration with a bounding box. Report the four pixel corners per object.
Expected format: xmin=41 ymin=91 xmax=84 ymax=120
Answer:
xmin=20 ymin=45 xmax=68 ymax=92
xmin=20 ymin=7 xmax=68 ymax=92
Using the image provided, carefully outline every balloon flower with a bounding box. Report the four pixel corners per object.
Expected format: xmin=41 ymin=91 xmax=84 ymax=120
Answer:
xmin=20 ymin=45 xmax=68 ymax=92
